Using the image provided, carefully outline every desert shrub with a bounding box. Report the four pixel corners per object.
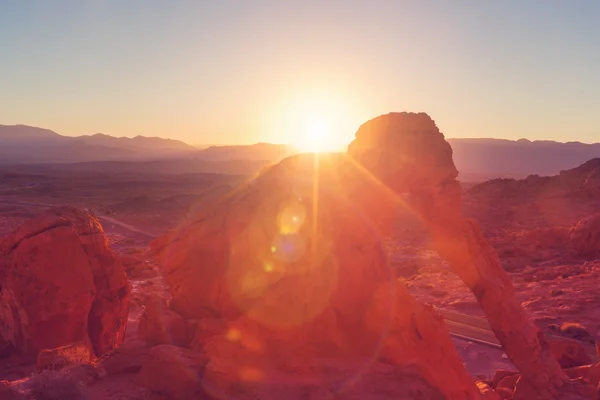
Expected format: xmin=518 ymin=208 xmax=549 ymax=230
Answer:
xmin=560 ymin=322 xmax=592 ymax=342
xmin=28 ymin=370 xmax=88 ymax=400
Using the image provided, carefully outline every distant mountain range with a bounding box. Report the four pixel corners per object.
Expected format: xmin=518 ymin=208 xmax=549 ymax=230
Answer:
xmin=0 ymin=125 xmax=197 ymax=163
xmin=448 ymin=138 xmax=600 ymax=181
xmin=1 ymin=124 xmax=599 ymax=180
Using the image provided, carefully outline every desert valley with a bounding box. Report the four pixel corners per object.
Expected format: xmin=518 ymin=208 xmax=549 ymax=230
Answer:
xmin=0 ymin=113 xmax=599 ymax=400
xmin=3 ymin=2 xmax=600 ymax=399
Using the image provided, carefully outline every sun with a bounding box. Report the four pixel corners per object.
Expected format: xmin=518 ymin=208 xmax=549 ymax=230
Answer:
xmin=297 ymin=115 xmax=334 ymax=153
xmin=266 ymin=88 xmax=362 ymax=153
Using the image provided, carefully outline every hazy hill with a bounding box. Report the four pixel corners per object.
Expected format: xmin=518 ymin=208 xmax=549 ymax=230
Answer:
xmin=73 ymin=133 xmax=195 ymax=152
xmin=0 ymin=124 xmax=62 ymax=141
xmin=0 ymin=125 xmax=195 ymax=163
xmin=196 ymin=143 xmax=295 ymax=162
xmin=193 ymin=139 xmax=600 ymax=181
xmin=448 ymin=138 xmax=600 ymax=181
xmin=2 ymin=158 xmax=272 ymax=177
xmin=2 ymin=124 xmax=599 ymax=181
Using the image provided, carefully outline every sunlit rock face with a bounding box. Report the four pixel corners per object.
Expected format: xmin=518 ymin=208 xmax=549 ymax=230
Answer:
xmin=154 ymin=153 xmax=398 ymax=333
xmin=153 ymin=152 xmax=479 ymax=398
xmin=0 ymin=207 xmax=130 ymax=357
xmin=348 ymin=112 xmax=462 ymax=217
xmin=350 ymin=113 xmax=578 ymax=398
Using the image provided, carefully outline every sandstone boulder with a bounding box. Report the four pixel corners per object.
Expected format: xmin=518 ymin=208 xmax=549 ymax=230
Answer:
xmin=347 ymin=112 xmax=460 ymax=209
xmin=137 ymin=344 xmax=209 ymax=400
xmin=0 ymin=207 xmax=130 ymax=357
xmin=348 ymin=112 xmax=567 ymax=397
xmin=153 ymin=151 xmax=479 ymax=398
xmin=550 ymin=340 xmax=592 ymax=369
xmin=138 ymin=295 xmax=189 ymax=347
xmin=571 ymin=213 xmax=600 ymax=258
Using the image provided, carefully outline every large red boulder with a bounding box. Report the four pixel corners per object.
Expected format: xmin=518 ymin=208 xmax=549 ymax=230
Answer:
xmin=0 ymin=207 xmax=130 ymax=357
xmin=153 ymin=151 xmax=479 ymax=398
xmin=347 ymin=112 xmax=462 ymax=214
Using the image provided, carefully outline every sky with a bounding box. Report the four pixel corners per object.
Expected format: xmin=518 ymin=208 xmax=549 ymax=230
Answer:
xmin=1 ymin=0 xmax=599 ymax=148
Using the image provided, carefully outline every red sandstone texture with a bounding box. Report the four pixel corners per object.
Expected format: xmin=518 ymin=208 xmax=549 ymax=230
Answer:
xmin=0 ymin=207 xmax=130 ymax=357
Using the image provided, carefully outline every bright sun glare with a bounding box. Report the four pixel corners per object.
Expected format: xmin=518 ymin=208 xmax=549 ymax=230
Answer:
xmin=298 ymin=116 xmax=332 ymax=153
xmin=270 ymin=88 xmax=363 ymax=153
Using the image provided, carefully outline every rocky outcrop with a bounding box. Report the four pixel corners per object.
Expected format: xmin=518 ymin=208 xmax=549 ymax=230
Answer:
xmin=153 ymin=151 xmax=480 ymax=398
xmin=571 ymin=214 xmax=600 ymax=258
xmin=347 ymin=112 xmax=568 ymax=398
xmin=152 ymin=112 xmax=596 ymax=399
xmin=0 ymin=207 xmax=130 ymax=357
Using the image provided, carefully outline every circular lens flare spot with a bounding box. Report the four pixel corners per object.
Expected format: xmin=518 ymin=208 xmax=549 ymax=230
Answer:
xmin=226 ymin=328 xmax=241 ymax=342
xmin=240 ymin=367 xmax=264 ymax=382
xmin=277 ymin=201 xmax=306 ymax=234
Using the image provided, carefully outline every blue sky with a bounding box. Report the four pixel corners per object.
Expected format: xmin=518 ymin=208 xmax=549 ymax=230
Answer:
xmin=1 ymin=1 xmax=599 ymax=145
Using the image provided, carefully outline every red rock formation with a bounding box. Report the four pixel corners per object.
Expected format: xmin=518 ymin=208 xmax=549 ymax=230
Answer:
xmin=0 ymin=207 xmax=130 ymax=357
xmin=571 ymin=214 xmax=600 ymax=258
xmin=153 ymin=153 xmax=480 ymax=398
xmin=348 ymin=112 xmax=568 ymax=398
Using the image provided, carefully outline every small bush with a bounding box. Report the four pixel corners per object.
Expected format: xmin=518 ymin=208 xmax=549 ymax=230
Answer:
xmin=560 ymin=322 xmax=592 ymax=341
xmin=28 ymin=370 xmax=88 ymax=400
